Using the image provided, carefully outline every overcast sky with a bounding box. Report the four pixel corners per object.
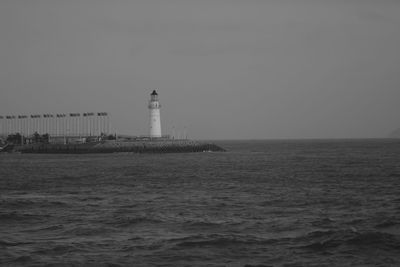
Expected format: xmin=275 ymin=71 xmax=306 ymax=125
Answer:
xmin=1 ymin=0 xmax=399 ymax=139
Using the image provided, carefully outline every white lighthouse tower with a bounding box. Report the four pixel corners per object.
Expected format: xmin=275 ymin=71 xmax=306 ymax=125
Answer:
xmin=148 ymin=90 xmax=162 ymax=138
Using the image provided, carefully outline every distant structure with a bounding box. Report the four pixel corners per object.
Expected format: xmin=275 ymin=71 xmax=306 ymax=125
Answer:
xmin=0 ymin=91 xmax=168 ymax=142
xmin=148 ymin=90 xmax=162 ymax=138
xmin=0 ymin=112 xmax=110 ymax=139
xmin=388 ymin=128 xmax=400 ymax=138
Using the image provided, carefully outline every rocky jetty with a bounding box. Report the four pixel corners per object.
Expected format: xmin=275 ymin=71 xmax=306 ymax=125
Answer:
xmin=13 ymin=140 xmax=225 ymax=154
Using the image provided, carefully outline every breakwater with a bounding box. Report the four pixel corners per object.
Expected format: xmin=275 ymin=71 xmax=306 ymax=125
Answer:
xmin=13 ymin=140 xmax=225 ymax=154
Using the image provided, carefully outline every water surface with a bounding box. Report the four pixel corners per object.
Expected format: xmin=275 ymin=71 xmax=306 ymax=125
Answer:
xmin=1 ymin=139 xmax=400 ymax=266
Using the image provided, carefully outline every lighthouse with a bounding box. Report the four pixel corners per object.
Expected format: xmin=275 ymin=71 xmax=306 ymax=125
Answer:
xmin=148 ymin=90 xmax=162 ymax=138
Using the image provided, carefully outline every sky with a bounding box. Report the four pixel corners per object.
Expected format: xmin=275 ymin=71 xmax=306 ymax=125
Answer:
xmin=1 ymin=0 xmax=399 ymax=140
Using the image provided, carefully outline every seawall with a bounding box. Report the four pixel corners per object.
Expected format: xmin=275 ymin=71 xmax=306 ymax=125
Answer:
xmin=13 ymin=140 xmax=225 ymax=154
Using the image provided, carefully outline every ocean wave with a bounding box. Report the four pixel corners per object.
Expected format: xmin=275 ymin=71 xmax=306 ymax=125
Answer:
xmin=33 ymin=244 xmax=82 ymax=256
xmin=108 ymin=215 xmax=163 ymax=227
xmin=311 ymin=217 xmax=336 ymax=228
xmin=0 ymin=239 xmax=33 ymax=247
xmin=183 ymin=220 xmax=223 ymax=228
xmin=181 ymin=217 xmax=244 ymax=229
xmin=11 ymin=255 xmax=33 ymax=263
xmin=1 ymin=198 xmax=69 ymax=210
xmin=0 ymin=211 xmax=50 ymax=222
xmin=347 ymin=231 xmax=400 ymax=250
xmin=62 ymin=226 xmax=115 ymax=236
xmin=375 ymin=219 xmax=400 ymax=229
xmin=173 ymin=234 xmax=277 ymax=248
xmin=299 ymin=229 xmax=400 ymax=252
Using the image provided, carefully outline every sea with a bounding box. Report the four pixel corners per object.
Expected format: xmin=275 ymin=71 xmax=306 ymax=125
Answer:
xmin=1 ymin=139 xmax=400 ymax=267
